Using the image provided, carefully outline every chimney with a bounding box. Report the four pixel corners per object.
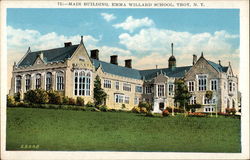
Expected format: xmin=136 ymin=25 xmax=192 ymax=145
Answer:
xmin=193 ymin=54 xmax=197 ymax=65
xmin=90 ymin=49 xmax=99 ymax=60
xmin=64 ymin=42 xmax=72 ymax=47
xmin=39 ymin=52 xmax=44 ymax=60
xmin=110 ymin=55 xmax=118 ymax=65
xmin=125 ymin=59 xmax=132 ymax=68
xmin=218 ymin=60 xmax=221 ymax=66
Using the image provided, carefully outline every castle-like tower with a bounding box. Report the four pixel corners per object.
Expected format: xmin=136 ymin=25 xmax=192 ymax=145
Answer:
xmin=168 ymin=43 xmax=176 ymax=69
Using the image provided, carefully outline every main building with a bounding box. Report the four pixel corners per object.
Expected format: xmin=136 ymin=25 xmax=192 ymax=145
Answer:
xmin=9 ymin=36 xmax=239 ymax=113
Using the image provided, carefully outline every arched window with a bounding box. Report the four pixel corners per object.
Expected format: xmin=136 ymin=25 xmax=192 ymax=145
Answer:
xmin=35 ymin=74 xmax=41 ymax=89
xmin=46 ymin=72 xmax=52 ymax=91
xmin=56 ymin=71 xmax=64 ymax=91
xmin=74 ymin=70 xmax=91 ymax=96
xmin=232 ymin=99 xmax=235 ymax=108
xmin=15 ymin=75 xmax=22 ymax=93
xmin=25 ymin=74 xmax=31 ymax=91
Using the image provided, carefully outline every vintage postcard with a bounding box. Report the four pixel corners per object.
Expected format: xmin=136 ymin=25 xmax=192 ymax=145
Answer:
xmin=0 ymin=0 xmax=249 ymax=159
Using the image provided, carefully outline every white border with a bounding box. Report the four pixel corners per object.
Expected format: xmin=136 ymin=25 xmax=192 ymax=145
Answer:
xmin=1 ymin=0 xmax=249 ymax=160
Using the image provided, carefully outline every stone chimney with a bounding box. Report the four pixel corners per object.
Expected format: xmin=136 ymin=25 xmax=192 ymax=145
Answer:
xmin=125 ymin=59 xmax=132 ymax=68
xmin=90 ymin=49 xmax=99 ymax=60
xmin=193 ymin=54 xmax=197 ymax=65
xmin=64 ymin=42 xmax=72 ymax=47
xmin=110 ymin=55 xmax=118 ymax=65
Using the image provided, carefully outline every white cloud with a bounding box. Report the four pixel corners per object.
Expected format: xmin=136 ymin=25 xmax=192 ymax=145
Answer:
xmin=101 ymin=13 xmax=116 ymax=22
xmin=113 ymin=16 xmax=154 ymax=33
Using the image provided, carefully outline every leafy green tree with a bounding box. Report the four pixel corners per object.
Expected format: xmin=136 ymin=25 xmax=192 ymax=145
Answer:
xmin=94 ymin=75 xmax=107 ymax=106
xmin=174 ymin=78 xmax=192 ymax=115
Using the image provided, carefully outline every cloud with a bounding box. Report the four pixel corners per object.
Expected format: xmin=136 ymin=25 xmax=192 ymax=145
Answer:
xmin=113 ymin=16 xmax=154 ymax=33
xmin=101 ymin=13 xmax=116 ymax=22
xmin=118 ymin=28 xmax=239 ymax=57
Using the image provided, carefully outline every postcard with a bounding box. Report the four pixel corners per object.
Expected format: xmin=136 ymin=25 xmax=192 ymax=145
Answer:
xmin=1 ymin=0 xmax=249 ymax=159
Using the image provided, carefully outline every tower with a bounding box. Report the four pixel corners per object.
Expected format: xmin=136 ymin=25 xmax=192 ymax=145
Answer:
xmin=168 ymin=43 xmax=176 ymax=69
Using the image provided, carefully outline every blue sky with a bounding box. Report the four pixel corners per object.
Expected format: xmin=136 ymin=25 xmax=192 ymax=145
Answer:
xmin=7 ymin=9 xmax=239 ymax=48
xmin=7 ymin=8 xmax=240 ymax=82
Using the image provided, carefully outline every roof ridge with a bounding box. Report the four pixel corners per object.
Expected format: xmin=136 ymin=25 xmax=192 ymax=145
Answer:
xmin=29 ymin=44 xmax=79 ymax=53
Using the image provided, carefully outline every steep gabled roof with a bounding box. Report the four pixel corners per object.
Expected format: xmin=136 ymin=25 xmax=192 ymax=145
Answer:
xmin=18 ymin=45 xmax=79 ymax=67
xmin=92 ymin=59 xmax=142 ymax=80
xmin=139 ymin=66 xmax=192 ymax=80
xmin=207 ymin=60 xmax=228 ymax=73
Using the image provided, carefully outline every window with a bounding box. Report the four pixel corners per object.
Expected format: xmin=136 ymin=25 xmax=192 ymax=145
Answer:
xmin=145 ymin=86 xmax=152 ymax=94
xmin=168 ymin=83 xmax=174 ymax=96
xmin=210 ymin=79 xmax=217 ymax=91
xmin=15 ymin=75 xmax=22 ymax=93
xmin=135 ymin=85 xmax=143 ymax=93
xmin=229 ymin=82 xmax=232 ymax=92
xmin=74 ymin=71 xmax=91 ymax=96
xmin=203 ymin=96 xmax=216 ymax=105
xmin=123 ymin=83 xmax=131 ymax=91
xmin=56 ymin=71 xmax=64 ymax=91
xmin=232 ymin=83 xmax=236 ymax=92
xmin=25 ymin=74 xmax=31 ymax=91
xmin=190 ymin=96 xmax=196 ymax=105
xmin=115 ymin=94 xmax=124 ymax=103
xmin=35 ymin=74 xmax=41 ymax=89
xmin=46 ymin=72 xmax=52 ymax=91
xmin=104 ymin=79 xmax=111 ymax=88
xmin=115 ymin=81 xmax=119 ymax=90
xmin=204 ymin=106 xmax=214 ymax=112
xmin=134 ymin=97 xmax=139 ymax=105
xmin=124 ymin=96 xmax=130 ymax=104
xmin=198 ymin=75 xmax=207 ymax=91
xmin=188 ymin=81 xmax=194 ymax=92
xmin=158 ymin=84 xmax=165 ymax=97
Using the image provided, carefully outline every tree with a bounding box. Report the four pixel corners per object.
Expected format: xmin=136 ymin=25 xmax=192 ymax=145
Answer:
xmin=174 ymin=78 xmax=192 ymax=116
xmin=94 ymin=75 xmax=107 ymax=106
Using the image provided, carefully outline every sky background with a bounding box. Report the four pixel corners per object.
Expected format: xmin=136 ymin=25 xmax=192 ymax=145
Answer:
xmin=7 ymin=8 xmax=240 ymax=89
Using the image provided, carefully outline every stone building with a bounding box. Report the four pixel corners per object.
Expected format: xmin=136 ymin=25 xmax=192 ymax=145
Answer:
xmin=9 ymin=36 xmax=239 ymax=113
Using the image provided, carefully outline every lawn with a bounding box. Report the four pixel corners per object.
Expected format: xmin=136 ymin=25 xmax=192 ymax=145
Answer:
xmin=6 ymin=107 xmax=241 ymax=152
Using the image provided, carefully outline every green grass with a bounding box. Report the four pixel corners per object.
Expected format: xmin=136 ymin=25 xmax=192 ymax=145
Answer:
xmin=6 ymin=107 xmax=241 ymax=152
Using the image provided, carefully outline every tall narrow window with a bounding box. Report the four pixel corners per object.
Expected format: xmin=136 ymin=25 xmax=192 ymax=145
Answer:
xmin=25 ymin=74 xmax=31 ymax=91
xmin=229 ymin=82 xmax=232 ymax=92
xmin=56 ymin=71 xmax=64 ymax=91
xmin=74 ymin=72 xmax=78 ymax=95
xmin=198 ymin=75 xmax=207 ymax=91
xmin=158 ymin=84 xmax=165 ymax=97
xmin=79 ymin=71 xmax=85 ymax=95
xmin=134 ymin=97 xmax=139 ymax=105
xmin=188 ymin=81 xmax=194 ymax=92
xmin=168 ymin=83 xmax=174 ymax=96
xmin=145 ymin=86 xmax=152 ymax=94
xmin=86 ymin=72 xmax=91 ymax=96
xmin=210 ymin=79 xmax=217 ymax=91
xmin=15 ymin=75 xmax=22 ymax=93
xmin=190 ymin=96 xmax=196 ymax=104
xmin=115 ymin=94 xmax=124 ymax=103
xmin=232 ymin=83 xmax=236 ymax=92
xmin=46 ymin=72 xmax=52 ymax=91
xmin=35 ymin=74 xmax=41 ymax=89
xmin=115 ymin=81 xmax=119 ymax=90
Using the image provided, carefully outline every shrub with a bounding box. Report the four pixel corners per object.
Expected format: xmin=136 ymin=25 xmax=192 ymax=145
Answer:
xmin=162 ymin=109 xmax=170 ymax=117
xmin=108 ymin=108 xmax=117 ymax=112
xmin=225 ymin=108 xmax=230 ymax=114
xmin=14 ymin=92 xmax=21 ymax=102
xmin=68 ymin=98 xmax=76 ymax=105
xmin=140 ymin=107 xmax=148 ymax=113
xmin=7 ymin=95 xmax=16 ymax=107
xmin=62 ymin=96 xmax=70 ymax=105
xmin=165 ymin=107 xmax=172 ymax=113
xmin=86 ymin=101 xmax=95 ymax=108
xmin=131 ymin=106 xmax=140 ymax=113
xmin=47 ymin=91 xmax=62 ymax=104
xmin=76 ymin=97 xmax=85 ymax=106
xmin=138 ymin=101 xmax=152 ymax=111
xmin=230 ymin=108 xmax=236 ymax=115
xmin=122 ymin=104 xmax=126 ymax=109
xmin=24 ymin=89 xmax=49 ymax=104
xmin=99 ymin=105 xmax=108 ymax=112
